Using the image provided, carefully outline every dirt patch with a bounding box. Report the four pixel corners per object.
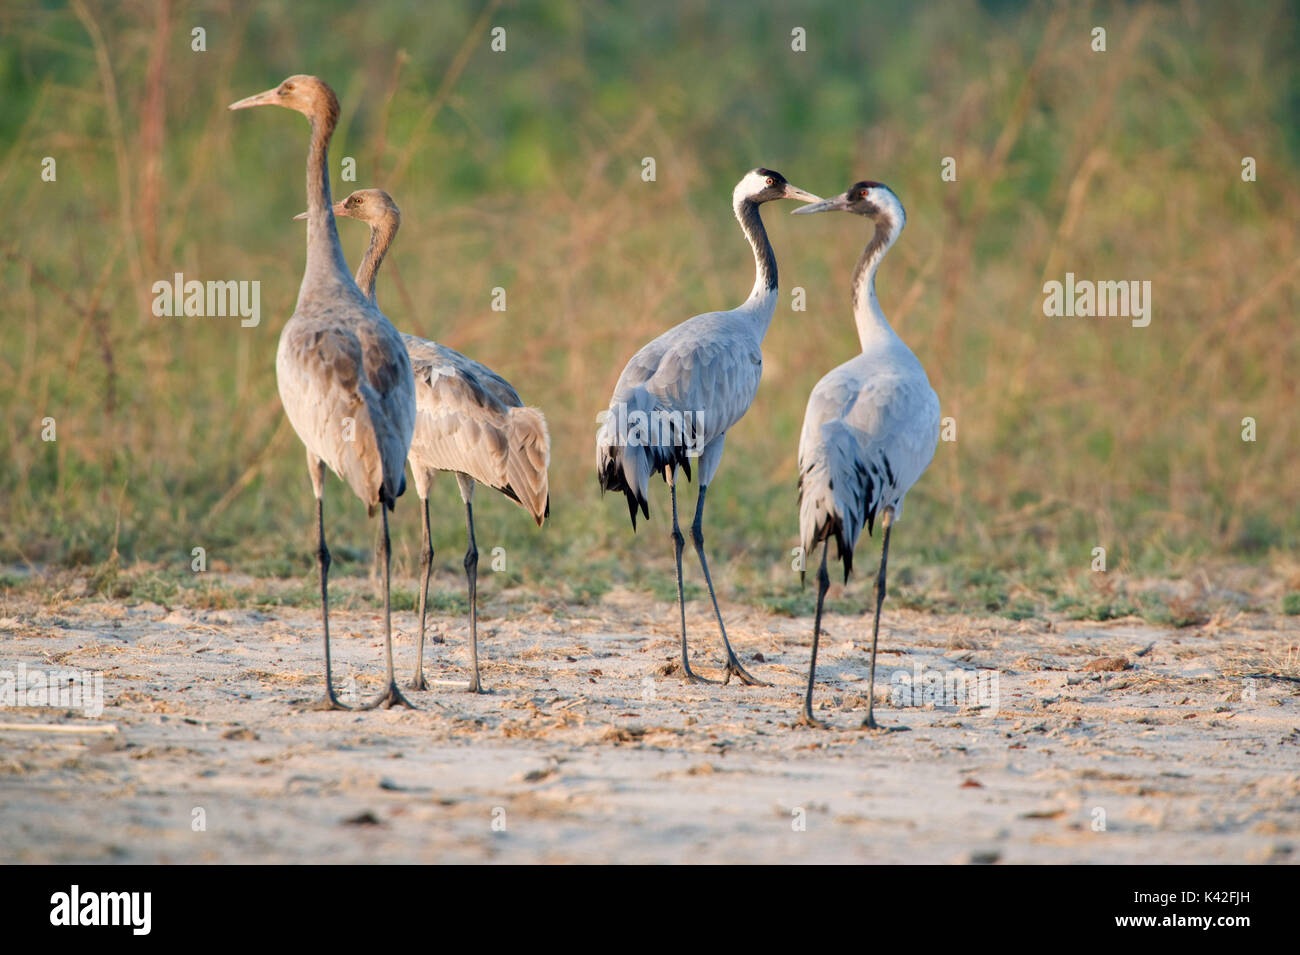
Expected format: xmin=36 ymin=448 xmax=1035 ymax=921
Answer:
xmin=1 ymin=587 xmax=1297 ymax=863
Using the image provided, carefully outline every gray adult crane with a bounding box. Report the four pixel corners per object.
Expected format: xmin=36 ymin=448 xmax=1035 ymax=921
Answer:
xmin=792 ymin=182 xmax=941 ymax=728
xmin=307 ymin=188 xmax=550 ymax=694
xmin=229 ymin=76 xmax=417 ymax=711
xmin=596 ymin=168 xmax=819 ymax=685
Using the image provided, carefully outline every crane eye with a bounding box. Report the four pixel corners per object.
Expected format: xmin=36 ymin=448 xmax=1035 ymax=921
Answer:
xmin=765 ymin=177 xmax=774 ymax=186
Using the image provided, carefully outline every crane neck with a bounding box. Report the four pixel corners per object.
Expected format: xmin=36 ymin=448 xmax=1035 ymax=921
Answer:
xmin=851 ymin=215 xmax=903 ymax=352
xmin=734 ymin=196 xmax=779 ymax=321
xmin=355 ymin=217 xmax=399 ymax=304
xmin=299 ymin=103 xmax=356 ymax=306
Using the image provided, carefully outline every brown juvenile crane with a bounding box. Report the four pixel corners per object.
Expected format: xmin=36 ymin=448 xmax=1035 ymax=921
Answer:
xmin=230 ymin=76 xmax=417 ymax=710
xmin=302 ymin=188 xmax=550 ymax=694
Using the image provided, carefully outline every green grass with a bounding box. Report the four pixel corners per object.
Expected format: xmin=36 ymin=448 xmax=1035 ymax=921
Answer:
xmin=0 ymin=544 xmax=1284 ymax=631
xmin=1 ymin=1 xmax=1298 ymax=619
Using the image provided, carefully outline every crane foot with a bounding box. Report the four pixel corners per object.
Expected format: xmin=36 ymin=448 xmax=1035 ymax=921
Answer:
xmin=722 ymin=657 xmax=768 ymax=687
xmin=306 ymin=693 xmax=349 ymax=712
xmin=860 ymin=716 xmax=907 ymax=733
xmin=360 ymin=682 xmax=417 ymax=710
xmin=796 ymin=709 xmax=827 ymax=730
xmin=680 ymin=660 xmax=718 ymax=684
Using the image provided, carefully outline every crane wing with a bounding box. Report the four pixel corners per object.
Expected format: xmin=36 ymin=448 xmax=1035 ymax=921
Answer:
xmin=597 ymin=313 xmax=763 ymax=526
xmin=276 ymin=314 xmax=412 ymax=514
xmin=405 ymin=336 xmax=550 ymax=523
xmin=354 ymin=312 xmax=415 ymax=507
xmin=405 ymin=335 xmax=524 ymax=409
xmin=798 ymin=360 xmax=939 ymax=576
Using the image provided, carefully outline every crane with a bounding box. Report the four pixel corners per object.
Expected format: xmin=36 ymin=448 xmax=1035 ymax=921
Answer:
xmin=310 ymin=188 xmax=550 ymax=694
xmin=597 ymin=168 xmax=819 ymax=685
xmin=792 ymin=181 xmax=940 ymax=728
xmin=229 ymin=76 xmax=416 ymax=710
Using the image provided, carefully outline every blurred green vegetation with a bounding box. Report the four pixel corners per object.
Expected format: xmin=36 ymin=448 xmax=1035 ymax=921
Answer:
xmin=1 ymin=0 xmax=1298 ymax=623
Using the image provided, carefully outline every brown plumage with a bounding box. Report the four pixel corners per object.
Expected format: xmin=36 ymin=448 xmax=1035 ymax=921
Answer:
xmin=230 ymin=76 xmax=416 ymax=712
xmin=318 ymin=187 xmax=550 ymax=694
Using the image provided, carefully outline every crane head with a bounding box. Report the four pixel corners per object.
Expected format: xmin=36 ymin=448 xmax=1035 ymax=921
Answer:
xmin=793 ymin=181 xmax=905 ymax=230
xmin=734 ymin=168 xmax=820 ymax=205
xmin=295 ymin=189 xmax=401 ymax=229
xmin=229 ymin=74 xmax=340 ymax=130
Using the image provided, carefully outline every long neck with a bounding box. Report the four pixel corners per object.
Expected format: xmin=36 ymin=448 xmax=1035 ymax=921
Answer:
xmin=356 ymin=219 xmax=398 ymax=304
xmin=735 ymin=196 xmax=779 ymax=319
xmin=299 ymin=109 xmax=354 ymax=303
xmin=851 ymin=218 xmax=900 ymax=351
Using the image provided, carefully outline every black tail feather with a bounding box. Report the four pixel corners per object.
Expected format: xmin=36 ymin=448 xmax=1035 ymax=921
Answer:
xmin=807 ymin=514 xmax=857 ymax=585
xmin=598 ymin=432 xmax=694 ymax=531
xmin=599 ymin=452 xmax=649 ymax=531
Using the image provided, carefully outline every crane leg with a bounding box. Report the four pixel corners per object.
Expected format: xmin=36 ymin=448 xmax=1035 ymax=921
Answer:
xmin=360 ymin=503 xmax=416 ymax=710
xmin=308 ymin=495 xmax=349 ymax=711
xmin=798 ymin=541 xmax=831 ymax=728
xmin=691 ymin=484 xmax=766 ymax=686
xmin=670 ymin=474 xmax=713 ymax=684
xmin=863 ymin=509 xmax=893 ymax=730
xmin=463 ymin=500 xmax=485 ymax=693
xmin=408 ymin=497 xmax=433 ymax=691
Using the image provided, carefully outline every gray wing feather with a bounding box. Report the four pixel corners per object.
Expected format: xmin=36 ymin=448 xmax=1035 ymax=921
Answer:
xmin=405 ymin=335 xmax=550 ymax=524
xmin=276 ymin=306 xmax=415 ymax=514
xmin=798 ymin=354 xmax=939 ymax=575
xmin=597 ymin=313 xmax=762 ymax=524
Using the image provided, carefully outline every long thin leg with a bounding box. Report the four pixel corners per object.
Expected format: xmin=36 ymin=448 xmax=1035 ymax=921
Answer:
xmin=463 ymin=500 xmax=485 ymax=693
xmin=408 ymin=497 xmax=433 ymax=691
xmin=309 ymin=495 xmax=348 ymax=711
xmin=799 ymin=541 xmax=831 ymax=727
xmin=691 ymin=484 xmax=766 ymax=686
xmin=863 ymin=509 xmax=893 ymax=730
xmin=670 ymin=472 xmax=712 ymax=684
xmin=360 ymin=504 xmax=415 ymax=710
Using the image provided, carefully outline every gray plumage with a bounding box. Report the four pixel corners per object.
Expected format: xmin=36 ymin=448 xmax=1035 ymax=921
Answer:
xmin=275 ymin=308 xmax=413 ymax=517
xmin=597 ymin=310 xmax=764 ymax=523
xmin=796 ymin=184 xmax=938 ymax=572
xmin=596 ymin=169 xmax=816 ymax=524
xmin=596 ymin=168 xmax=820 ymax=685
xmin=325 ymin=188 xmax=549 ymax=693
xmin=404 ymin=335 xmax=550 ymax=524
xmin=230 ymin=76 xmax=415 ymax=711
xmin=791 ymin=181 xmax=940 ymax=729
xmin=797 ymin=354 xmax=939 ymax=577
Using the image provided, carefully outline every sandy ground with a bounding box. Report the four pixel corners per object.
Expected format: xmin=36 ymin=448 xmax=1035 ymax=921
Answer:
xmin=1 ymin=582 xmax=1297 ymax=864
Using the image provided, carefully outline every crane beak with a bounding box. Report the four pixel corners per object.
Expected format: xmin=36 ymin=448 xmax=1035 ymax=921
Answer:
xmin=781 ymin=184 xmax=821 ymax=203
xmin=293 ymin=201 xmax=347 ymax=221
xmin=792 ymin=193 xmax=850 ymax=215
xmin=228 ymin=87 xmax=280 ymax=111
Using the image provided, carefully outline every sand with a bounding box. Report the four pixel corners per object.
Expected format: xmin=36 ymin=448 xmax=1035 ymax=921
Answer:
xmin=1 ymin=582 xmax=1297 ymax=864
